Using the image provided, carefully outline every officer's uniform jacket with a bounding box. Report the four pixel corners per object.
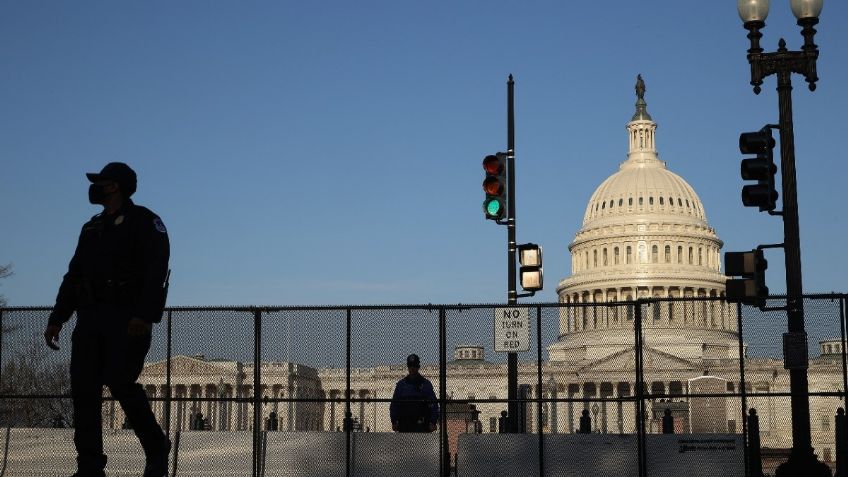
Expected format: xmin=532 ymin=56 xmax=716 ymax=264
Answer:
xmin=49 ymin=199 xmax=170 ymax=325
xmin=389 ymin=373 xmax=439 ymax=429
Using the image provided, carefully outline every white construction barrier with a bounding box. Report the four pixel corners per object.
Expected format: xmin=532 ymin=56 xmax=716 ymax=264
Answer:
xmin=351 ymin=432 xmax=440 ymax=477
xmin=173 ymin=431 xmax=252 ymax=477
xmin=457 ymin=433 xmax=743 ymax=477
xmin=456 ymin=434 xmax=541 ymax=477
xmin=544 ymin=434 xmax=638 ymax=477
xmin=263 ymin=432 xmax=440 ymax=477
xmin=263 ymin=432 xmax=346 ymax=477
xmin=645 ymin=434 xmax=744 ymax=477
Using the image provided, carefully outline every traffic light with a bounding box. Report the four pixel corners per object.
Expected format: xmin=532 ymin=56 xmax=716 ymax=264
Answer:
xmin=482 ymin=153 xmax=508 ymax=220
xmin=725 ymin=249 xmax=768 ymax=307
xmin=518 ymin=243 xmax=543 ymax=292
xmin=739 ymin=127 xmax=778 ymax=212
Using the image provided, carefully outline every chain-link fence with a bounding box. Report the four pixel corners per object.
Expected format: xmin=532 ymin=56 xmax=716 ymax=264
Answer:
xmin=1 ymin=296 xmax=846 ymax=476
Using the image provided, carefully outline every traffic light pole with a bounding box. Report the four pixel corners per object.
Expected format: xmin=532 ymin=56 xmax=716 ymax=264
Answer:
xmin=742 ymin=19 xmax=828 ymax=476
xmin=506 ymin=74 xmax=519 ymax=433
xmin=776 ymin=60 xmax=816 ymax=473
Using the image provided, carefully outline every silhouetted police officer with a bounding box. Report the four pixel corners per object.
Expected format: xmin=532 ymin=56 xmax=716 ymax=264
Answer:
xmin=390 ymin=354 xmax=439 ymax=432
xmin=43 ymin=162 xmax=171 ymax=477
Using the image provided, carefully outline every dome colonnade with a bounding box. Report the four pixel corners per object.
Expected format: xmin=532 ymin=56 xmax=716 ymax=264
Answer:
xmin=553 ymin=76 xmax=735 ymax=362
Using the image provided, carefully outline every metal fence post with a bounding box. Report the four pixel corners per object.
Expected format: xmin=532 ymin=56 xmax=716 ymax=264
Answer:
xmin=836 ymin=408 xmax=846 ymax=477
xmin=165 ymin=309 xmax=172 ymax=439
xmin=253 ymin=309 xmax=262 ymax=477
xmin=537 ymin=305 xmax=544 ymax=477
xmin=840 ymin=297 xmax=848 ymax=418
xmin=634 ymin=300 xmax=647 ymax=477
xmin=439 ymin=306 xmax=448 ymax=477
xmin=345 ymin=308 xmax=352 ymax=477
xmin=737 ymin=302 xmax=750 ymax=477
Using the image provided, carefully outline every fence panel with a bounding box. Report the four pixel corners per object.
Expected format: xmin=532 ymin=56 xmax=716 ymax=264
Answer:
xmin=1 ymin=296 xmax=846 ymax=477
xmin=261 ymin=308 xmax=348 ymax=433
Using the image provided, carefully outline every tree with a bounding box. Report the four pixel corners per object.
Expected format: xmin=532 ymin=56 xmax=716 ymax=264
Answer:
xmin=0 ymin=334 xmax=71 ymax=427
xmin=0 ymin=263 xmax=72 ymax=427
xmin=0 ymin=262 xmax=11 ymax=308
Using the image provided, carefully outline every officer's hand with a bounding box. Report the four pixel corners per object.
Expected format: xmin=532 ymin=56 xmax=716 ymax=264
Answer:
xmin=127 ymin=317 xmax=152 ymax=337
xmin=429 ymin=422 xmax=437 ymax=432
xmin=44 ymin=324 xmax=62 ymax=351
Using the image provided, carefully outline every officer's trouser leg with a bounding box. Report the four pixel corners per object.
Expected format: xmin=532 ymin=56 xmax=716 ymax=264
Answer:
xmin=70 ymin=324 xmax=107 ymax=473
xmin=106 ymin=330 xmax=167 ymax=457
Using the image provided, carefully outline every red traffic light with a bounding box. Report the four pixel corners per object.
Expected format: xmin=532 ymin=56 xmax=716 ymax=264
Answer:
xmin=482 ymin=154 xmax=503 ymax=175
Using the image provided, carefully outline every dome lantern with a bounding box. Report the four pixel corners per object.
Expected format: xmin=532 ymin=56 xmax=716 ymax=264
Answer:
xmin=625 ymin=74 xmax=661 ymax=166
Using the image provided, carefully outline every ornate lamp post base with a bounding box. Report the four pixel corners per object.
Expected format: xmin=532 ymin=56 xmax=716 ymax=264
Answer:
xmin=775 ymin=448 xmax=832 ymax=477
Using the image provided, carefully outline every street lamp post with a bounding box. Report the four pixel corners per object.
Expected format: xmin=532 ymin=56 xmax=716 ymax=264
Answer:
xmin=736 ymin=1 xmax=829 ymax=476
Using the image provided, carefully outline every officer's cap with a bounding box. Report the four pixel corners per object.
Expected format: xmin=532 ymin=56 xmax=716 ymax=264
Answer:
xmin=87 ymin=162 xmax=137 ymax=197
xmin=406 ymin=354 xmax=421 ymax=368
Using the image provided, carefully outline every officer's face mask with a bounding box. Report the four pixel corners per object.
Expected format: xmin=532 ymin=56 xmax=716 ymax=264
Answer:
xmin=88 ymin=182 xmax=118 ymax=204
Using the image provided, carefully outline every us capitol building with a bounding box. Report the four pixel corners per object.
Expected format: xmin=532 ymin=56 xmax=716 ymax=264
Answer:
xmin=132 ymin=79 xmax=844 ymax=463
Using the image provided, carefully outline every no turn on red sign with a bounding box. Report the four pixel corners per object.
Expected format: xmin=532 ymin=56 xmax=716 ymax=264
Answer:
xmin=493 ymin=307 xmax=530 ymax=352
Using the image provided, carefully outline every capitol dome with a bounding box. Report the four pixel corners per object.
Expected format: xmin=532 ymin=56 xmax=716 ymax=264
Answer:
xmin=551 ymin=76 xmax=736 ymax=363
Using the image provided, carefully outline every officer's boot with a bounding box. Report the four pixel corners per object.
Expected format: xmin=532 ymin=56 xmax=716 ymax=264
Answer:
xmin=71 ymin=452 xmax=107 ymax=477
xmin=142 ymin=438 xmax=171 ymax=477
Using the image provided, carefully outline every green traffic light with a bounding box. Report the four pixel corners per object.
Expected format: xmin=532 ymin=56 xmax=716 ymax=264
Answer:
xmin=485 ymin=198 xmax=502 ymax=217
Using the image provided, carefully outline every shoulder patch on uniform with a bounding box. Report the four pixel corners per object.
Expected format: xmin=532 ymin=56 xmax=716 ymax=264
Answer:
xmin=153 ymin=217 xmax=167 ymax=233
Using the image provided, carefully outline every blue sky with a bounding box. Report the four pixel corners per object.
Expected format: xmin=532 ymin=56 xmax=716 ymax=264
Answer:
xmin=1 ymin=1 xmax=847 ymax=307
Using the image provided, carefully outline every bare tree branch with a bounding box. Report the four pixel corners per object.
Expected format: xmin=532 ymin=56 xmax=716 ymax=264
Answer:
xmin=0 ymin=262 xmax=12 ymax=308
xmin=0 ymin=331 xmax=71 ymax=427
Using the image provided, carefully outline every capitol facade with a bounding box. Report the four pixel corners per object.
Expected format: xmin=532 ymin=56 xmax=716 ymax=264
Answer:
xmin=132 ymin=79 xmax=845 ymax=466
